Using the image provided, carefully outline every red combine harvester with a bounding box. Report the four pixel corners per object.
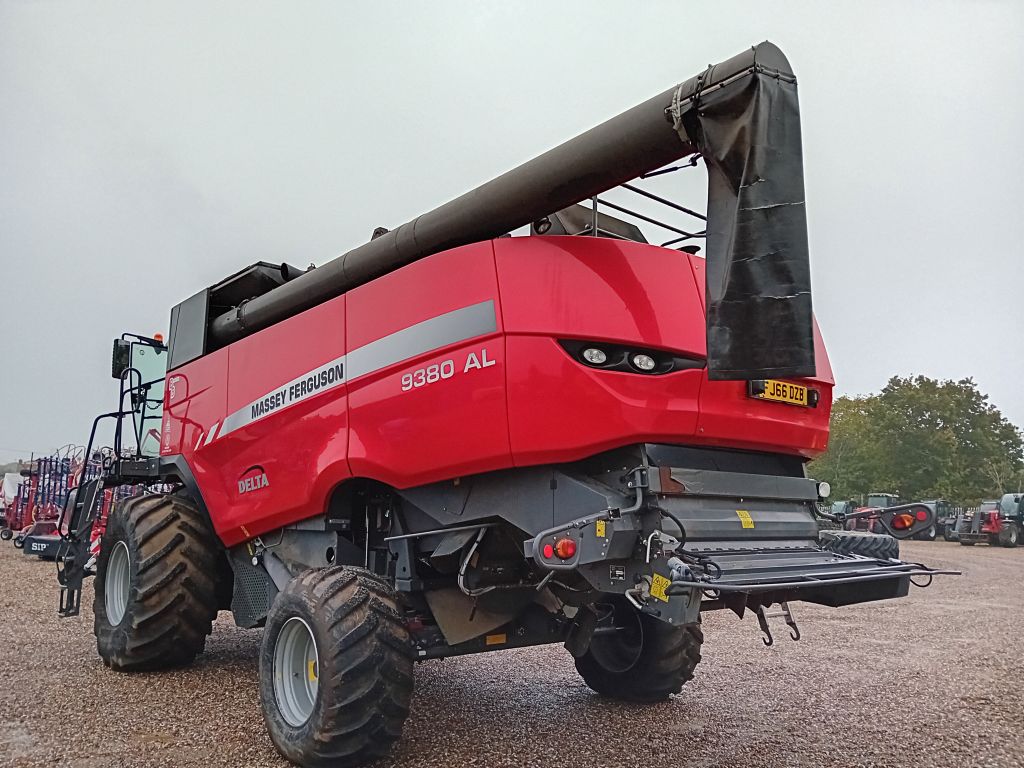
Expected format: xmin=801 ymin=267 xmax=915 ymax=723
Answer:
xmin=55 ymin=42 xmax=952 ymax=767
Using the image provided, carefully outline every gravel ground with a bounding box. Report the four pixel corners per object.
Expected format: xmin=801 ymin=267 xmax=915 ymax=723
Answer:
xmin=0 ymin=540 xmax=1021 ymax=768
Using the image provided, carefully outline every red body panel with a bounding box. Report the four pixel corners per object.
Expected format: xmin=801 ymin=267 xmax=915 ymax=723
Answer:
xmin=496 ymin=237 xmax=707 ymax=465
xmin=981 ymin=511 xmax=1002 ymax=535
xmin=220 ymin=297 xmax=348 ymax=544
xmin=162 ymin=237 xmax=834 ymax=545
xmin=346 ymin=243 xmax=511 ymax=487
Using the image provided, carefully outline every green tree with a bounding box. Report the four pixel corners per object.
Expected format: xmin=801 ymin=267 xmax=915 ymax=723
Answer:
xmin=806 ymin=396 xmax=879 ymax=499
xmin=809 ymin=376 xmax=1023 ymax=505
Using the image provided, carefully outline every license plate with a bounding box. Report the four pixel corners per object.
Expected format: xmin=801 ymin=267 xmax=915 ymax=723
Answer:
xmin=749 ymin=379 xmax=809 ymax=406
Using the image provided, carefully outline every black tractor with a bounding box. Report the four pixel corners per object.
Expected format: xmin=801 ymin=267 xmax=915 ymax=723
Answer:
xmin=921 ymin=499 xmax=957 ymax=541
xmin=911 ymin=499 xmax=946 ymax=542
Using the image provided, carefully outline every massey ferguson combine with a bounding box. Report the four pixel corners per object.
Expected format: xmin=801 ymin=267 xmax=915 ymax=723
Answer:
xmin=55 ymin=42 xmax=952 ymax=767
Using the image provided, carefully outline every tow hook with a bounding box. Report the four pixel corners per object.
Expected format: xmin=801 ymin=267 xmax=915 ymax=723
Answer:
xmin=755 ymin=602 xmax=801 ymax=647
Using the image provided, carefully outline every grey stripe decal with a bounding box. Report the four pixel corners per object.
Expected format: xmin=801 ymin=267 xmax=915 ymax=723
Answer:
xmin=346 ymin=300 xmax=496 ymax=381
xmin=219 ymin=353 xmax=347 ymax=438
xmin=213 ymin=300 xmax=496 ymax=441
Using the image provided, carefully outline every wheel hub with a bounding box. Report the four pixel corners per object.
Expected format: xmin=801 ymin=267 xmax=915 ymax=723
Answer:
xmin=105 ymin=541 xmax=131 ymax=625
xmin=274 ymin=617 xmax=320 ymax=727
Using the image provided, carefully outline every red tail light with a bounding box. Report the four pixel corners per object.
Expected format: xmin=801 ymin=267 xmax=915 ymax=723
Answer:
xmin=554 ymin=538 xmax=577 ymax=559
xmin=915 ymin=509 xmax=928 ymax=522
xmin=891 ymin=514 xmax=914 ymax=530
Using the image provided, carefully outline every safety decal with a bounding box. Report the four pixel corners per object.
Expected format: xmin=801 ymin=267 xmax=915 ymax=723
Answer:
xmin=736 ymin=509 xmax=755 ymax=529
xmin=595 ymin=520 xmax=607 ymax=538
xmin=650 ymin=573 xmax=671 ymax=602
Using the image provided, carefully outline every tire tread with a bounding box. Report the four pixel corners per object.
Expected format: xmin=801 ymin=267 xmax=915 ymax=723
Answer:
xmin=261 ymin=566 xmax=413 ymax=768
xmin=575 ymin=613 xmax=702 ymax=702
xmin=819 ymin=530 xmax=900 ymax=560
xmin=94 ymin=493 xmax=220 ymax=671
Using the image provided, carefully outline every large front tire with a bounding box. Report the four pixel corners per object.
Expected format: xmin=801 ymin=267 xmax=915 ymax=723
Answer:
xmin=260 ymin=567 xmax=414 ymax=768
xmin=94 ymin=493 xmax=220 ymax=671
xmin=574 ymin=599 xmax=702 ymax=702
xmin=997 ymin=523 xmax=1019 ymax=548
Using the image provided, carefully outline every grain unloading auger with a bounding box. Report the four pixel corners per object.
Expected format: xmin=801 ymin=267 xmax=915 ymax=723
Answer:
xmin=203 ymin=41 xmax=813 ymax=380
xmin=55 ymin=42 xmax=955 ymax=768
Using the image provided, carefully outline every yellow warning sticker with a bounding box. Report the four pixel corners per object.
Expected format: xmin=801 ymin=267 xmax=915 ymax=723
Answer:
xmin=736 ymin=510 xmax=755 ymax=529
xmin=485 ymin=633 xmax=507 ymax=646
xmin=650 ymin=573 xmax=671 ymax=602
xmin=595 ymin=520 xmax=607 ymax=538
xmin=307 ymin=660 xmax=318 ymax=682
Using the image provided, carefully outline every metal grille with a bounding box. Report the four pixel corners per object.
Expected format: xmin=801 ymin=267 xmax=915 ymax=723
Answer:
xmin=228 ymin=551 xmax=272 ymax=629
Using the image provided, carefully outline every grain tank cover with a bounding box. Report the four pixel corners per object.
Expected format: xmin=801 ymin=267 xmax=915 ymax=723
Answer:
xmin=203 ymin=41 xmax=813 ymax=381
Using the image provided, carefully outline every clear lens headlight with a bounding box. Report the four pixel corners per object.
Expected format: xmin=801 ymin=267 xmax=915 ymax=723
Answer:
xmin=631 ymin=353 xmax=656 ymax=371
xmin=582 ymin=348 xmax=608 ymax=365
xmin=817 ymin=481 xmax=831 ymax=499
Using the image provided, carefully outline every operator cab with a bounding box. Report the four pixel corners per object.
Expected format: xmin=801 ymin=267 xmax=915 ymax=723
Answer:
xmin=110 ymin=335 xmax=168 ymax=458
xmin=998 ymin=494 xmax=1023 ymax=517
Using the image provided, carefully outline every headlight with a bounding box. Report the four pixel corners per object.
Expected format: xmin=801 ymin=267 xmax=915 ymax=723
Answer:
xmin=558 ymin=339 xmax=706 ymax=376
xmin=631 ymin=354 xmax=656 ymax=371
xmin=817 ymin=481 xmax=831 ymax=499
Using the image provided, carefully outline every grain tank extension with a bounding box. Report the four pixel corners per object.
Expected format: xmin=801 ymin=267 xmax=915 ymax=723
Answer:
xmin=56 ymin=42 xmax=953 ymax=768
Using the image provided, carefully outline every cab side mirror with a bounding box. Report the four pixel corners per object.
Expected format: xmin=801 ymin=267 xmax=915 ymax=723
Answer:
xmin=111 ymin=339 xmax=131 ymax=379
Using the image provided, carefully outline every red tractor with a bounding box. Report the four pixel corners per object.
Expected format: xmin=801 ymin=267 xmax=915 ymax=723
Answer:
xmin=55 ymin=42 xmax=949 ymax=767
xmin=844 ymin=493 xmax=901 ymax=535
xmin=957 ymin=495 xmax=1023 ymax=547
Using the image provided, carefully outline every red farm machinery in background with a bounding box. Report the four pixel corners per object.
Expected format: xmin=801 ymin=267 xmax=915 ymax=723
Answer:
xmin=1 ymin=446 xmax=125 ymax=563
xmin=51 ymin=42 xmax=956 ymax=768
xmin=956 ymin=495 xmax=1023 ymax=547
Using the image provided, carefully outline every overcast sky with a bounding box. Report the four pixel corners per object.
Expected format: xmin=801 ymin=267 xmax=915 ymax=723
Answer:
xmin=1 ymin=1 xmax=1022 ymax=461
